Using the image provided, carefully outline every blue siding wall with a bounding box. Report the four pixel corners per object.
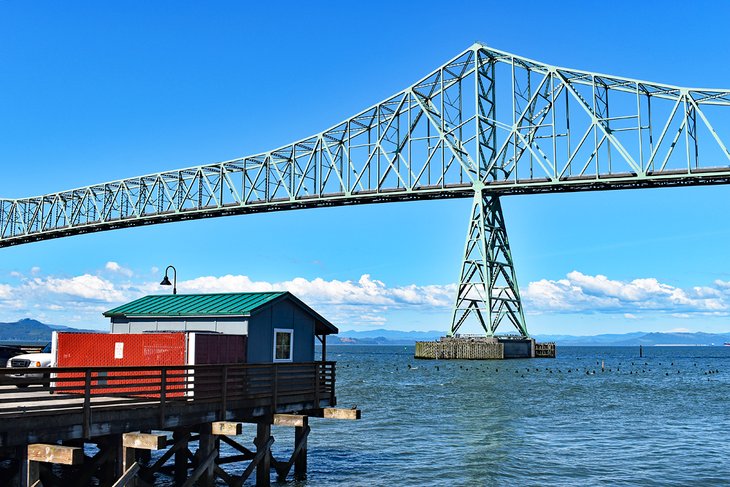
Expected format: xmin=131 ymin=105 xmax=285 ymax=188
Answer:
xmin=247 ymin=299 xmax=315 ymax=363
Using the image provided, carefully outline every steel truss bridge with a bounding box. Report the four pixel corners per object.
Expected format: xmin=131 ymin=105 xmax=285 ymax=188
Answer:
xmin=3 ymin=43 xmax=730 ymax=337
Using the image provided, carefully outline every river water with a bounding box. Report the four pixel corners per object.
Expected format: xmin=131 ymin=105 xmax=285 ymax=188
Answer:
xmin=257 ymin=345 xmax=729 ymax=486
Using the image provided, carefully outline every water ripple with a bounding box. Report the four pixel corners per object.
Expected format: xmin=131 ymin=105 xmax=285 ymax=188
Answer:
xmin=206 ymin=345 xmax=729 ymax=486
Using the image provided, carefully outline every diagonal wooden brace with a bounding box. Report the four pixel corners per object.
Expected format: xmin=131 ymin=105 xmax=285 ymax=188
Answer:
xmin=271 ymin=425 xmax=310 ymax=481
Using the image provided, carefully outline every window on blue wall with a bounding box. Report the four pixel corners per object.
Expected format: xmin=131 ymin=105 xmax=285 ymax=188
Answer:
xmin=273 ymin=329 xmax=294 ymax=362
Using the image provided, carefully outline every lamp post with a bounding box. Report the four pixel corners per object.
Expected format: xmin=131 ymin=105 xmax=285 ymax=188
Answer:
xmin=160 ymin=265 xmax=177 ymax=295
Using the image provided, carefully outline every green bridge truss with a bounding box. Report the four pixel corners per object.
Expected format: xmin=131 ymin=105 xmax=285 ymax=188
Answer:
xmin=3 ymin=43 xmax=730 ymax=336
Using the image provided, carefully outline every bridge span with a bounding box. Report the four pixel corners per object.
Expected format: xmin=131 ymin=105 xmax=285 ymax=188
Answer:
xmin=2 ymin=43 xmax=730 ymax=336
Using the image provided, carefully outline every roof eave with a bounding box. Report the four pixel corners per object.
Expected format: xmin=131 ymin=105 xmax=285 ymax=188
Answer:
xmin=105 ymin=313 xmax=251 ymax=319
xmin=315 ymin=321 xmax=339 ymax=335
xmin=282 ymin=293 xmax=338 ymax=335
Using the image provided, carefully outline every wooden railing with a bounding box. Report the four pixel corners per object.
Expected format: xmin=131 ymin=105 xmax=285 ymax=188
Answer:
xmin=0 ymin=361 xmax=335 ymax=436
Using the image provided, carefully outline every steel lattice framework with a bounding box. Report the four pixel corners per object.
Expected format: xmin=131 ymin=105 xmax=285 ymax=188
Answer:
xmin=3 ymin=43 xmax=730 ymax=336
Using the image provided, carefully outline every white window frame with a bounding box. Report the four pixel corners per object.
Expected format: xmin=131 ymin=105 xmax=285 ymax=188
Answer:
xmin=273 ymin=328 xmax=294 ymax=363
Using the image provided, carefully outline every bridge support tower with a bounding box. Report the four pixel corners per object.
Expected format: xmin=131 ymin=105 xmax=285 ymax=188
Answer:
xmin=450 ymin=186 xmax=528 ymax=337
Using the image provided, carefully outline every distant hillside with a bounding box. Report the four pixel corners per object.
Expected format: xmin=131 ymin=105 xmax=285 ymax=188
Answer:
xmin=330 ymin=336 xmax=421 ymax=346
xmin=533 ymin=332 xmax=647 ymax=345
xmin=2 ymin=320 xmax=728 ymax=347
xmin=337 ymin=329 xmax=442 ymax=344
xmin=332 ymin=329 xmax=730 ymax=346
xmin=534 ymin=331 xmax=730 ymax=346
xmin=0 ymin=318 xmax=95 ymax=343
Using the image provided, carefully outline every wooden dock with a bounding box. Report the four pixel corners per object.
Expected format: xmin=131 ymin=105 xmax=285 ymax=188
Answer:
xmin=0 ymin=361 xmax=360 ymax=486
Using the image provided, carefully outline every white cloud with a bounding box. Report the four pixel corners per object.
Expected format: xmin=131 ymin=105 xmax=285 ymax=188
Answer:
xmin=5 ymin=265 xmax=730 ymax=331
xmin=105 ymin=261 xmax=133 ymax=277
xmin=32 ymin=274 xmax=127 ymax=302
xmin=0 ymin=269 xmax=455 ymax=329
xmin=666 ymin=327 xmax=691 ymax=333
xmin=357 ymin=313 xmax=388 ymax=324
xmin=179 ymin=273 xmax=454 ymax=309
xmin=0 ymin=269 xmax=142 ymax=329
xmin=524 ymin=271 xmax=730 ymax=315
xmin=0 ymin=284 xmax=12 ymax=299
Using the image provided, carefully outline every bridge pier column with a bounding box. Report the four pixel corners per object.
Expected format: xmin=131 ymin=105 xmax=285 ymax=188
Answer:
xmin=450 ymin=188 xmax=528 ymax=336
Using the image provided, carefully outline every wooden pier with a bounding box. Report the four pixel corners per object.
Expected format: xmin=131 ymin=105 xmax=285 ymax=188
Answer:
xmin=0 ymin=361 xmax=360 ymax=486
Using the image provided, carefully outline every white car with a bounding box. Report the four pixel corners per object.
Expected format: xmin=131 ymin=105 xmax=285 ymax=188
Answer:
xmin=7 ymin=342 xmax=53 ymax=387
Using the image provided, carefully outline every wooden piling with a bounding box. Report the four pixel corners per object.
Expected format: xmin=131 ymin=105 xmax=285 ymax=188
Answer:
xmin=13 ymin=446 xmax=27 ymax=487
xmin=196 ymin=423 xmax=217 ymax=487
xmin=256 ymin=422 xmax=272 ymax=487
xmin=99 ymin=435 xmax=121 ymax=485
xmin=294 ymin=416 xmax=308 ymax=480
xmin=26 ymin=459 xmax=39 ymax=487
xmin=120 ymin=432 xmax=166 ymax=487
xmin=173 ymin=429 xmax=189 ymax=486
xmin=121 ymin=441 xmax=138 ymax=487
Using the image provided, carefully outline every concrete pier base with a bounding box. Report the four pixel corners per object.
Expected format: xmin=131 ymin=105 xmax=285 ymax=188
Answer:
xmin=415 ymin=336 xmax=555 ymax=359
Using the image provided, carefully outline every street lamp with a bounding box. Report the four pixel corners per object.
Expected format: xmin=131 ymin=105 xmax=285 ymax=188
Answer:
xmin=160 ymin=265 xmax=177 ymax=295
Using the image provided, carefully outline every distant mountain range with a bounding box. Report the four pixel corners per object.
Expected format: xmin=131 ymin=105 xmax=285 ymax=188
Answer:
xmin=333 ymin=329 xmax=443 ymax=345
xmin=334 ymin=328 xmax=730 ymax=346
xmin=533 ymin=331 xmax=730 ymax=346
xmin=0 ymin=319 xmax=93 ymax=343
xmin=1 ymin=319 xmax=728 ymax=347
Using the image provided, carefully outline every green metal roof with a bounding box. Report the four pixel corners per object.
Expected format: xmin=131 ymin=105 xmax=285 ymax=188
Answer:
xmin=103 ymin=292 xmax=287 ymax=317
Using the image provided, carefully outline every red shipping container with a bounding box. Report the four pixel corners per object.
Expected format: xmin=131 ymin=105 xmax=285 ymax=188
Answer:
xmin=53 ymin=332 xmax=246 ymax=398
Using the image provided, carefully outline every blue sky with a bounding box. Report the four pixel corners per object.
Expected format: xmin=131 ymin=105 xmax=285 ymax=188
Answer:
xmin=2 ymin=0 xmax=730 ymax=335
